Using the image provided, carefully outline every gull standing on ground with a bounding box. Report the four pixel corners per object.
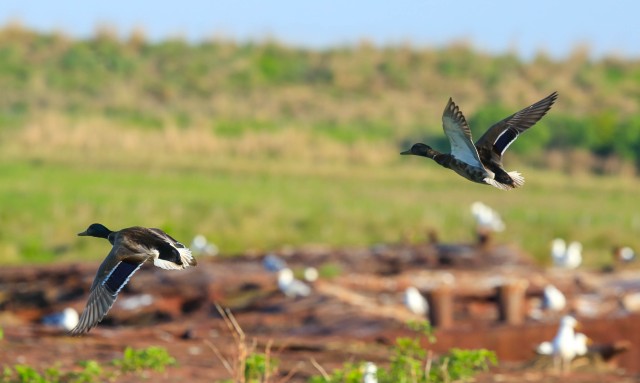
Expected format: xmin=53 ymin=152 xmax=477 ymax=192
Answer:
xmin=470 ymin=201 xmax=505 ymax=232
xmin=552 ymin=315 xmax=580 ymax=373
xmin=551 ymin=238 xmax=582 ymax=269
xmin=404 ymin=286 xmax=429 ymax=316
xmin=278 ymin=268 xmax=311 ymax=298
xmin=542 ymin=285 xmax=567 ymax=312
xmin=42 ymin=307 xmax=79 ymax=332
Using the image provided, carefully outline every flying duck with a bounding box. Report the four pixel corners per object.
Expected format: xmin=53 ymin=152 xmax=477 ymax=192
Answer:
xmin=70 ymin=223 xmax=197 ymax=335
xmin=401 ymin=92 xmax=558 ymax=189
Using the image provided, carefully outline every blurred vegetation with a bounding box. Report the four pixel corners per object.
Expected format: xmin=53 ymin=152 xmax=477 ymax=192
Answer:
xmin=1 ymin=346 xmax=175 ymax=382
xmin=1 ymin=23 xmax=640 ymax=265
xmin=0 ymin=23 xmax=639 ymax=168
xmin=310 ymin=321 xmax=496 ymax=382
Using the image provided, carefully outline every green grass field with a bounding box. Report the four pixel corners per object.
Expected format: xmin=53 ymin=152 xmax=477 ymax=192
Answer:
xmin=1 ymin=27 xmax=639 ymax=268
xmin=1 ymin=122 xmax=638 ymax=268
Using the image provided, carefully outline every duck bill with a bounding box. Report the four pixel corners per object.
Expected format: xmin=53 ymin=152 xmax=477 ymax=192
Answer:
xmin=400 ymin=149 xmax=412 ymax=155
xmin=77 ymin=231 xmax=89 ymax=236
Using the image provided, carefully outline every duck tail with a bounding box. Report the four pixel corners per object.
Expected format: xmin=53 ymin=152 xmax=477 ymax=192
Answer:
xmin=483 ymin=177 xmax=511 ymax=190
xmin=179 ymin=247 xmax=197 ymax=267
xmin=508 ymin=171 xmax=525 ymax=188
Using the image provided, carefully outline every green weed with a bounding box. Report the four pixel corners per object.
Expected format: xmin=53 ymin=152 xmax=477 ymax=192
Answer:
xmin=1 ymin=347 xmax=175 ymax=383
xmin=113 ymin=346 xmax=177 ymax=373
xmin=309 ymin=321 xmax=496 ymax=383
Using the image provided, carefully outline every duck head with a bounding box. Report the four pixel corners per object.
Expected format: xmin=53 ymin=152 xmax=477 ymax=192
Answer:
xmin=400 ymin=143 xmax=437 ymax=158
xmin=78 ymin=223 xmax=113 ymax=239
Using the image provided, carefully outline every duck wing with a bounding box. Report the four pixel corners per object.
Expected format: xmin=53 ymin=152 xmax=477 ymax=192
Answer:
xmin=475 ymin=92 xmax=558 ymax=164
xmin=442 ymin=98 xmax=484 ymax=168
xmin=70 ymin=246 xmax=146 ymax=335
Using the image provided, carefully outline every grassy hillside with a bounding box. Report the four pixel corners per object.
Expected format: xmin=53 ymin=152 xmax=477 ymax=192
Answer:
xmin=1 ymin=24 xmax=639 ymax=266
xmin=1 ymin=24 xmax=640 ymax=167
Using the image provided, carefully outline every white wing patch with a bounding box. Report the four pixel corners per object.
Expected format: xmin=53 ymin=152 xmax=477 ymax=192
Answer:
xmin=152 ymin=247 xmax=195 ymax=270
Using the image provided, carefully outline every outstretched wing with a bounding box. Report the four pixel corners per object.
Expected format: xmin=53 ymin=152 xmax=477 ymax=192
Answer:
xmin=69 ymin=248 xmax=144 ymax=335
xmin=441 ymin=98 xmax=484 ymax=168
xmin=475 ymin=92 xmax=558 ymax=160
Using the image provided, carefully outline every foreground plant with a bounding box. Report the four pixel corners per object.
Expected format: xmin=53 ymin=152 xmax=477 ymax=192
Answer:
xmin=309 ymin=320 xmax=497 ymax=383
xmin=209 ymin=304 xmax=281 ymax=383
xmin=1 ymin=346 xmax=176 ymax=383
xmin=113 ymin=346 xmax=177 ymax=373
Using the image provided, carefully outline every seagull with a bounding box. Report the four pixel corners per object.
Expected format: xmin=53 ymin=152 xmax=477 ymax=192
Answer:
xmin=551 ymin=315 xmax=580 ymax=373
xmin=362 ymin=361 xmax=378 ymax=383
xmin=42 ymin=307 xmax=79 ymax=332
xmin=470 ymin=201 xmax=505 ymax=232
xmin=401 ymin=92 xmax=558 ymax=189
xmin=404 ymin=286 xmax=429 ymax=316
xmin=303 ymin=267 xmax=319 ymax=282
xmin=573 ymin=333 xmax=589 ymax=357
xmin=263 ymin=253 xmax=287 ymax=272
xmin=277 ymin=268 xmax=311 ymax=298
xmin=536 ymin=341 xmax=553 ymax=355
xmin=551 ymin=238 xmax=582 ymax=269
xmin=536 ymin=331 xmax=589 ymax=358
xmin=614 ymin=246 xmax=636 ymax=263
xmin=542 ymin=285 xmax=567 ymax=312
xmin=70 ymin=223 xmax=196 ymax=335
xmin=190 ymin=234 xmax=219 ymax=257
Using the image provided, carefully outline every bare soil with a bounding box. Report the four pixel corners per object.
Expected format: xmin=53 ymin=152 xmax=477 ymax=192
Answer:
xmin=1 ymin=240 xmax=639 ymax=382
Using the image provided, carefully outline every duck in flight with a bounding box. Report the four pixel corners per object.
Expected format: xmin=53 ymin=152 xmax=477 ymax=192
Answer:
xmin=401 ymin=92 xmax=558 ymax=189
xmin=70 ymin=223 xmax=197 ymax=335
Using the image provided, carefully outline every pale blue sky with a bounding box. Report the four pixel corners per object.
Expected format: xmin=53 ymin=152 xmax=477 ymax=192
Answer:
xmin=1 ymin=1 xmax=638 ymax=59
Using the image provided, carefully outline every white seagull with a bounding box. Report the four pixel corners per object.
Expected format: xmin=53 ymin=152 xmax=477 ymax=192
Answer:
xmin=551 ymin=238 xmax=582 ymax=269
xmin=470 ymin=201 xmax=505 ymax=232
xmin=404 ymin=286 xmax=429 ymax=316
xmin=542 ymin=285 xmax=567 ymax=312
xmin=263 ymin=253 xmax=287 ymax=272
xmin=537 ymin=331 xmax=589 ymax=362
xmin=190 ymin=234 xmax=219 ymax=257
xmin=551 ymin=315 xmax=580 ymax=373
xmin=362 ymin=361 xmax=378 ymax=383
xmin=42 ymin=307 xmax=79 ymax=332
xmin=615 ymin=246 xmax=636 ymax=263
xmin=277 ymin=268 xmax=311 ymax=298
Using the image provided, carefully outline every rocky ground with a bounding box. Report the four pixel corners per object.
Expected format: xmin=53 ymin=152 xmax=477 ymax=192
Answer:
xmin=1 ymin=238 xmax=639 ymax=382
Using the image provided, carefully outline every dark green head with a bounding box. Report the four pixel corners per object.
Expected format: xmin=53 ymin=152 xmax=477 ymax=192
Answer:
xmin=78 ymin=223 xmax=113 ymax=239
xmin=400 ymin=143 xmax=434 ymax=157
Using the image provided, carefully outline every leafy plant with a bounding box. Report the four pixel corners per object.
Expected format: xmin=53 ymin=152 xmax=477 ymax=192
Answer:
xmin=1 ymin=347 xmax=176 ymax=383
xmin=70 ymin=360 xmax=103 ymax=383
xmin=8 ymin=365 xmax=47 ymax=383
xmin=437 ymin=348 xmax=497 ymax=382
xmin=244 ymin=352 xmax=279 ymax=382
xmin=309 ymin=321 xmax=497 ymax=383
xmin=113 ymin=346 xmax=177 ymax=373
